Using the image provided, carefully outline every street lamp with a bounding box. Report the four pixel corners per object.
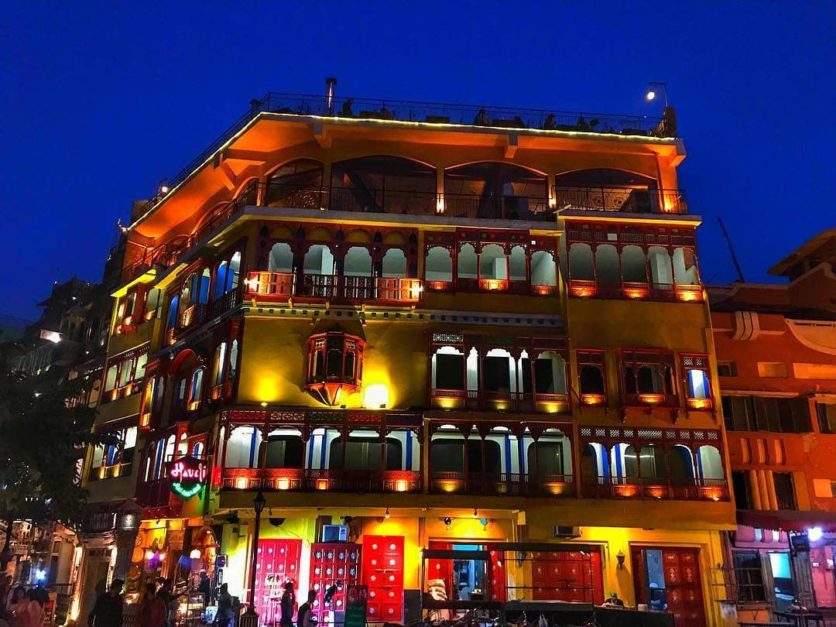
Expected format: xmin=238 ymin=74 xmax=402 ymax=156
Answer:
xmin=243 ymin=489 xmax=267 ymax=622
xmin=645 ymin=82 xmax=669 ymax=107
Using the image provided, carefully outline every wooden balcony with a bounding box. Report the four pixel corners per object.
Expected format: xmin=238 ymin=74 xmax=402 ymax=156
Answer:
xmin=244 ymin=272 xmax=422 ymax=304
xmin=221 ymin=468 xmax=422 ymax=493
xmin=429 ymin=471 xmax=574 ymax=497
xmin=582 ymin=477 xmax=729 ymax=501
xmin=430 ymin=388 xmax=570 ymax=413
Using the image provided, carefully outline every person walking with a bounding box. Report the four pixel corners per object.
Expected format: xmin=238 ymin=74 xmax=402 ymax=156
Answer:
xmin=279 ymin=582 xmax=295 ymax=627
xmin=216 ymin=584 xmax=234 ymax=627
xmin=87 ymin=579 xmax=124 ymax=627
xmin=296 ymin=590 xmax=316 ymax=627
xmin=137 ymin=584 xmax=166 ymax=627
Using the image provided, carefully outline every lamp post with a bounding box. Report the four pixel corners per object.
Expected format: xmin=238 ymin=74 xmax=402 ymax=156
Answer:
xmin=243 ymin=489 xmax=267 ymax=624
xmin=645 ymin=81 xmax=669 ymax=107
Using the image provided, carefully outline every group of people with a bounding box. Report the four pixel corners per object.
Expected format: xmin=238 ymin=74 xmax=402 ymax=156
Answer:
xmin=279 ymin=582 xmax=318 ymax=627
xmin=88 ymin=577 xmax=181 ymax=627
xmin=0 ymin=575 xmax=50 ymax=627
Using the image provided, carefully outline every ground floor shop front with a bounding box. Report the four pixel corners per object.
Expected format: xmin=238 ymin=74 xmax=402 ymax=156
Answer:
xmin=209 ymin=509 xmax=731 ymax=627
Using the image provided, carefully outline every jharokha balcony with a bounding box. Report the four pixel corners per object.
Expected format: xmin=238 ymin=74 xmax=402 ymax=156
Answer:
xmin=429 ymin=471 xmax=574 ymax=497
xmin=582 ymin=477 xmax=729 ymax=501
xmin=222 ymin=468 xmax=422 ymax=494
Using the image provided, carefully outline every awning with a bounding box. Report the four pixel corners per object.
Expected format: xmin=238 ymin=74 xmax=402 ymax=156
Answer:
xmin=737 ymin=509 xmax=836 ymax=533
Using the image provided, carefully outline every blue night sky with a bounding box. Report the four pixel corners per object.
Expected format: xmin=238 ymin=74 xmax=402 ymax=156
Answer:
xmin=1 ymin=2 xmax=833 ymax=320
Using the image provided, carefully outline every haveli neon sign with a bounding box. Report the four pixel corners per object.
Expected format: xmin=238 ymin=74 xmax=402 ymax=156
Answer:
xmin=166 ymin=455 xmax=207 ymax=499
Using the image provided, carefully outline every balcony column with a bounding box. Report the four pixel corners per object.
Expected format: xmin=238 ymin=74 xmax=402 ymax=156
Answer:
xmin=436 ymin=168 xmax=445 ymax=214
xmin=530 ymin=438 xmax=539 ymax=494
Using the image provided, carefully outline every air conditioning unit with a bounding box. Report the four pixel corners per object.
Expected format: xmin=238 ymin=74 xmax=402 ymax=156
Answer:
xmin=553 ymin=525 xmax=581 ymax=539
xmin=321 ymin=524 xmax=349 ymax=543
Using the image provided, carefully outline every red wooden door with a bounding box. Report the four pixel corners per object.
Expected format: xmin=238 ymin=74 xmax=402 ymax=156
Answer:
xmin=530 ymin=549 xmax=603 ymax=604
xmin=632 ymin=547 xmax=705 ymax=627
xmin=254 ymin=539 xmax=302 ymax=626
xmin=427 ymin=541 xmax=453 ymax=601
xmin=486 ymin=544 xmax=507 ymax=602
xmin=309 ymin=542 xmax=361 ymax=623
xmin=362 ymin=535 xmax=404 ymax=622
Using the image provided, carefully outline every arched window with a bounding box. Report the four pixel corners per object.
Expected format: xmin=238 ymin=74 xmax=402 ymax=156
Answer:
xmin=153 ymin=437 xmax=166 ymax=479
xmin=444 ymin=162 xmax=548 ymax=219
xmin=509 ymin=245 xmax=526 ymax=282
xmin=483 ymin=348 xmax=516 ymax=395
xmin=268 ymin=243 xmax=294 ymax=273
xmin=303 ymin=244 xmax=335 ymax=275
xmin=668 ymin=445 xmax=694 ymax=484
xmin=432 ymin=346 xmax=465 ymax=391
xmin=430 ymin=431 xmax=465 ymax=473
xmin=520 ymin=350 xmax=567 ymax=395
xmin=212 ymin=342 xmax=227 ymax=388
xmin=696 ymin=445 xmax=723 ymax=481
xmin=177 ymin=432 xmax=189 ymax=456
xmin=457 ymin=244 xmax=478 ymax=279
xmin=214 ymin=262 xmax=228 ymax=300
xmin=264 ymin=429 xmax=305 ymax=469
xmin=480 ymin=244 xmax=508 ymax=280
xmin=425 ymin=247 xmax=452 ymax=282
xmin=188 ymin=369 xmax=204 ymax=409
xmin=228 ymin=340 xmax=239 ymax=381
xmin=621 ymin=245 xmax=647 ymax=283
xmin=164 ymin=435 xmax=176 ymax=466
xmin=331 ymin=156 xmax=435 ymax=214
xmin=595 ymin=244 xmax=619 ymax=285
xmin=225 ymin=252 xmax=241 ymax=293
xmin=648 ymin=246 xmax=673 ymax=287
xmin=530 ymin=251 xmax=557 ymax=287
xmin=344 ymin=246 xmax=372 ymax=276
xmin=527 ymin=430 xmax=569 ymax=478
xmin=265 ymin=159 xmax=324 ymax=208
xmin=224 ymin=426 xmax=263 ymax=469
xmin=198 ymin=269 xmax=211 ymax=304
xmin=640 ymin=445 xmax=669 ymax=481
xmin=167 ymin=295 xmax=180 ymax=331
xmin=192 ymin=442 xmax=204 ymax=458
xmin=611 ymin=443 xmax=639 ymax=481
xmin=381 ymin=249 xmax=407 ymax=277
xmin=568 ymin=243 xmax=594 ymax=280
xmin=581 ymin=443 xmax=608 ymax=483
xmin=672 ymin=247 xmax=699 ymax=285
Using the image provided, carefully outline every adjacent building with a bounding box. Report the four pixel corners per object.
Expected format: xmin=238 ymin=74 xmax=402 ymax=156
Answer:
xmin=79 ymin=86 xmax=735 ymax=627
xmin=710 ymin=230 xmax=836 ymax=618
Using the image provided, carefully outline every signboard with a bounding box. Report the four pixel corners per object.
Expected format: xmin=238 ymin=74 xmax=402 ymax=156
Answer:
xmin=344 ymin=585 xmax=367 ymax=627
xmin=166 ymin=455 xmax=208 ymax=499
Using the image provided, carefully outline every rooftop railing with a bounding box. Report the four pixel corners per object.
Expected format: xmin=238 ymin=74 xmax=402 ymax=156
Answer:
xmin=133 ymin=92 xmax=673 ymax=222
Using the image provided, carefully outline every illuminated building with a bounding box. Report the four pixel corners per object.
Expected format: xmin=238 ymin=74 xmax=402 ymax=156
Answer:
xmin=81 ymin=85 xmax=734 ymax=626
xmin=710 ymin=230 xmax=836 ymax=618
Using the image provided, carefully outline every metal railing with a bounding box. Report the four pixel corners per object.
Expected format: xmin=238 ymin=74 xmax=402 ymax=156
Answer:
xmin=582 ymin=476 xmax=729 ymax=500
xmin=132 ymin=91 xmax=672 ymax=225
xmin=245 ymin=272 xmax=421 ymax=303
xmin=444 ymin=193 xmax=552 ymax=220
xmin=554 ymin=186 xmax=687 ymax=214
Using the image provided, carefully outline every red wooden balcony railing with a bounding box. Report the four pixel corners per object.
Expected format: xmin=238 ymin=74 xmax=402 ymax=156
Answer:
xmin=582 ymin=476 xmax=729 ymax=501
xmin=568 ymin=279 xmax=703 ymax=303
xmin=429 ymin=472 xmax=574 ymax=497
xmin=430 ymin=388 xmax=569 ymax=412
xmin=221 ymin=468 xmax=422 ymax=493
xmin=245 ymin=272 xmax=422 ymax=304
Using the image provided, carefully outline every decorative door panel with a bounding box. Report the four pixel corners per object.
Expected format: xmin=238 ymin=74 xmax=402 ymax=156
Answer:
xmin=633 ymin=547 xmax=705 ymax=627
xmin=427 ymin=541 xmax=453 ymax=602
xmin=309 ymin=542 xmax=361 ymax=623
xmin=363 ymin=535 xmax=404 ymax=623
xmin=530 ymin=549 xmax=603 ymax=604
xmin=254 ymin=539 xmax=302 ymax=626
xmin=486 ymin=544 xmax=506 ymax=602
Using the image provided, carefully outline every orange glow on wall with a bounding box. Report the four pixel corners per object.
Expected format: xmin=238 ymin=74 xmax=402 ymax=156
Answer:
xmin=580 ymin=393 xmax=606 ymax=406
xmin=687 ymin=397 xmax=713 ymax=410
xmin=570 ymin=283 xmax=597 ymax=298
xmin=623 ymin=286 xmax=649 ymax=299
xmin=638 ymin=393 xmax=665 ymax=405
xmin=276 ymin=478 xmax=290 ymax=491
xmin=675 ymin=286 xmax=702 ymax=302
xmin=613 ymin=484 xmax=639 ymax=497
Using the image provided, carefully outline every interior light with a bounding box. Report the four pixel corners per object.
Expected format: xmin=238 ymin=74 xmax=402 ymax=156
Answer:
xmin=808 ymin=527 xmax=824 ymax=542
xmin=189 ymin=549 xmax=202 ymax=559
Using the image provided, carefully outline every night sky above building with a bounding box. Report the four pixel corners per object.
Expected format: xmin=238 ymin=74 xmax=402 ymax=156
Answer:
xmin=1 ymin=2 xmax=833 ymax=320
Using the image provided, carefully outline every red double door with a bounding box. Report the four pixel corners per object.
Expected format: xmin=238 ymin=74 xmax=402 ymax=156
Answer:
xmin=632 ymin=546 xmax=706 ymax=627
xmin=254 ymin=539 xmax=303 ymax=626
xmin=362 ymin=535 xmax=405 ymax=622
xmin=309 ymin=542 xmax=362 ymax=622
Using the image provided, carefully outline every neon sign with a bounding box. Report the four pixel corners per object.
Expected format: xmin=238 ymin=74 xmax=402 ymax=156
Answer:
xmin=166 ymin=455 xmax=207 ymax=499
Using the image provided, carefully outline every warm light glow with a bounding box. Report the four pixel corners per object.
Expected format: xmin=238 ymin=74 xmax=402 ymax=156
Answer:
xmin=277 ymin=478 xmax=290 ymax=491
xmin=580 ymin=393 xmax=606 ymax=406
xmin=436 ymin=197 xmax=445 ymax=214
xmin=570 ymin=284 xmax=597 ymax=298
xmin=363 ymin=384 xmax=389 ymax=409
xmin=395 ymin=480 xmax=408 ymax=493
xmin=544 ymin=482 xmax=567 ymax=496
xmin=687 ymin=398 xmax=713 ymax=410
xmin=144 ymin=549 xmax=155 ymax=560
xmin=260 ymin=401 xmax=268 ymax=407
xmin=638 ymin=393 xmax=665 ymax=405
xmin=624 ymin=286 xmax=649 ymax=299
xmin=646 ymin=486 xmax=667 ymax=499
xmin=189 ymin=549 xmax=202 ymax=559
xmin=613 ymin=484 xmax=639 ymax=498
xmin=434 ymin=396 xmax=461 ymax=410
xmin=436 ymin=480 xmax=461 ymax=493
xmin=316 ymin=479 xmax=329 ymax=490
xmin=675 ymin=286 xmax=702 ymax=302
xmin=235 ymin=477 xmax=248 ymax=490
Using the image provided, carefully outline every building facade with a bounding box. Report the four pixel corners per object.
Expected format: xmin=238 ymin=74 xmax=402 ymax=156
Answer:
xmin=710 ymin=230 xmax=836 ymax=618
xmin=80 ymin=89 xmax=735 ymax=626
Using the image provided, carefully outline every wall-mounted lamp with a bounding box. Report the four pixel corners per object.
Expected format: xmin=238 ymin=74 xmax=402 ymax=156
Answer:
xmin=384 ymin=507 xmax=391 ymax=520
xmin=616 ymin=550 xmax=626 ymax=570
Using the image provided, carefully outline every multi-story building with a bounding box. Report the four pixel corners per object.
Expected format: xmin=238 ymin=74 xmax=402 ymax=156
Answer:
xmin=710 ymin=230 xmax=836 ymax=619
xmin=80 ymin=85 xmax=735 ymax=627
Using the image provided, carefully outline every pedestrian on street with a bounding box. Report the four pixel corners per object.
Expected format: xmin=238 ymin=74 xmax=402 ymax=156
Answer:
xmin=137 ymin=583 xmax=166 ymax=627
xmin=279 ymin=582 xmax=295 ymax=627
xmin=296 ymin=590 xmax=316 ymax=627
xmin=87 ymin=579 xmax=124 ymax=627
xmin=216 ymin=584 xmax=234 ymax=627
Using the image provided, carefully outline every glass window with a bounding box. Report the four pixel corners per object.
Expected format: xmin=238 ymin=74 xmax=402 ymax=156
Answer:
xmin=264 ymin=434 xmax=304 ymax=468
xmin=434 ymin=351 xmax=465 ymax=390
xmin=732 ymin=471 xmax=752 ymax=509
xmin=431 ymin=438 xmax=464 ymax=473
xmin=104 ymin=364 xmax=118 ymax=392
xmin=686 ymin=369 xmax=710 ymax=399
xmin=734 ymin=551 xmax=766 ymax=603
xmin=773 ymin=472 xmax=796 ymax=510
xmin=817 ymin=403 xmax=836 ymax=434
